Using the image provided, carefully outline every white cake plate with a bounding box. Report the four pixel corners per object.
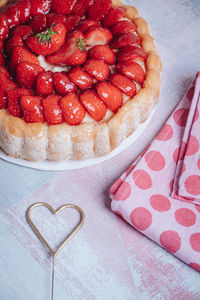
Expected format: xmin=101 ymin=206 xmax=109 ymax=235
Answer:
xmin=0 ymin=107 xmax=156 ymax=171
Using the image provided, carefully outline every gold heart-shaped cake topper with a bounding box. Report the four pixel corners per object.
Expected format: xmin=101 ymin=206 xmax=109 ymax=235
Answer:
xmin=26 ymin=202 xmax=85 ymax=258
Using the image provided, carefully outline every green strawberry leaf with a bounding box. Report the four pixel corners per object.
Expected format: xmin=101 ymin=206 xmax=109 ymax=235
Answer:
xmin=35 ymin=23 xmax=57 ymax=45
xmin=76 ymin=38 xmax=87 ymax=52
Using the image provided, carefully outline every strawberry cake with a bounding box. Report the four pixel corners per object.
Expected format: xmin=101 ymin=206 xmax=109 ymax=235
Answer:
xmin=0 ymin=0 xmax=161 ymax=161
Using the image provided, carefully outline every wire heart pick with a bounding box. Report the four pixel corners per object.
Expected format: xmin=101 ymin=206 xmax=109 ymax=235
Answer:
xmin=26 ymin=202 xmax=85 ymax=300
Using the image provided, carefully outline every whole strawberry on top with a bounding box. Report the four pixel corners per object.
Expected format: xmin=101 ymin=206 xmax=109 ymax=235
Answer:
xmin=26 ymin=22 xmax=66 ymax=56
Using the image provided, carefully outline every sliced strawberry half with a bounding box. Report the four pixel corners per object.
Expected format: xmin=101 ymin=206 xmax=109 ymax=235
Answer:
xmin=0 ymin=15 xmax=9 ymax=40
xmin=84 ymin=58 xmax=110 ymax=81
xmin=80 ymin=89 xmax=107 ymax=122
xmin=1 ymin=4 xmax=20 ymax=28
xmin=53 ymin=72 xmax=77 ymax=96
xmin=0 ymin=65 xmax=10 ymax=78
xmin=5 ymin=35 xmax=24 ymax=53
xmin=110 ymin=73 xmax=136 ymax=97
xmin=85 ymin=27 xmax=112 ymax=46
xmin=65 ymin=14 xmax=81 ymax=32
xmin=77 ymin=18 xmax=100 ymax=33
xmin=7 ymin=88 xmax=32 ymax=117
xmin=117 ymin=45 xmax=147 ymax=63
xmin=20 ymin=95 xmax=44 ymax=123
xmin=0 ymin=90 xmax=7 ymax=109
xmin=60 ymin=93 xmax=86 ymax=126
xmin=110 ymin=20 xmax=136 ymax=35
xmin=26 ymin=22 xmax=66 ymax=56
xmin=16 ymin=0 xmax=31 ymax=24
xmin=115 ymin=61 xmax=145 ymax=84
xmin=102 ymin=6 xmax=127 ymax=27
xmin=42 ymin=94 xmax=63 ymax=125
xmin=46 ymin=14 xmax=67 ymax=27
xmin=87 ymin=0 xmax=111 ymax=21
xmin=16 ymin=62 xmax=44 ymax=89
xmin=68 ymin=66 xmax=93 ymax=90
xmin=72 ymin=0 xmax=93 ymax=16
xmin=96 ymin=81 xmax=123 ymax=112
xmin=11 ymin=25 xmax=33 ymax=39
xmin=36 ymin=71 xmax=54 ymax=96
xmin=9 ymin=45 xmax=39 ymax=74
xmin=45 ymin=30 xmax=87 ymax=66
xmin=29 ymin=0 xmax=51 ymax=16
xmin=29 ymin=15 xmax=47 ymax=33
xmin=51 ymin=0 xmax=76 ymax=15
xmin=88 ymin=45 xmax=115 ymax=65
xmin=0 ymin=72 xmax=17 ymax=93
xmin=111 ymin=32 xmax=141 ymax=49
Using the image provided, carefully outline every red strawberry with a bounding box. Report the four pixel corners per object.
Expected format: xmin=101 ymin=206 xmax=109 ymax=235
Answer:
xmin=68 ymin=66 xmax=93 ymax=90
xmin=46 ymin=14 xmax=66 ymax=27
xmin=65 ymin=14 xmax=81 ymax=32
xmin=111 ymin=32 xmax=141 ymax=49
xmin=53 ymin=72 xmax=77 ymax=96
xmin=0 ymin=72 xmax=17 ymax=93
xmin=16 ymin=0 xmax=31 ymax=24
xmin=9 ymin=46 xmax=39 ymax=74
xmin=3 ymin=80 xmax=18 ymax=93
xmin=42 ymin=94 xmax=63 ymax=125
xmin=51 ymin=0 xmax=76 ymax=15
xmin=80 ymin=89 xmax=107 ymax=122
xmin=96 ymin=81 xmax=123 ymax=112
xmin=1 ymin=4 xmax=20 ymax=28
xmin=102 ymin=6 xmax=127 ymax=27
xmin=67 ymin=28 xmax=86 ymax=41
xmin=29 ymin=15 xmax=47 ymax=33
xmin=117 ymin=45 xmax=147 ymax=63
xmin=87 ymin=0 xmax=111 ymax=21
xmin=85 ymin=27 xmax=112 ymax=46
xmin=0 ymin=38 xmax=3 ymax=51
xmin=77 ymin=18 xmax=100 ymax=33
xmin=7 ymin=88 xmax=32 ymax=117
xmin=60 ymin=93 xmax=86 ymax=125
xmin=20 ymin=95 xmax=44 ymax=123
xmin=26 ymin=22 xmax=66 ymax=56
xmin=45 ymin=30 xmax=87 ymax=66
xmin=110 ymin=20 xmax=136 ymax=35
xmin=115 ymin=61 xmax=145 ymax=84
xmin=11 ymin=25 xmax=33 ymax=39
xmin=88 ymin=45 xmax=115 ymax=65
xmin=72 ymin=0 xmax=93 ymax=16
xmin=0 ymin=65 xmax=10 ymax=78
xmin=110 ymin=73 xmax=136 ymax=97
xmin=36 ymin=71 xmax=54 ymax=96
xmin=5 ymin=35 xmax=24 ymax=53
xmin=0 ymin=53 xmax=5 ymax=66
xmin=0 ymin=90 xmax=7 ymax=109
xmin=84 ymin=59 xmax=110 ymax=81
xmin=16 ymin=62 xmax=44 ymax=89
xmin=0 ymin=15 xmax=9 ymax=40
xmin=29 ymin=0 xmax=51 ymax=16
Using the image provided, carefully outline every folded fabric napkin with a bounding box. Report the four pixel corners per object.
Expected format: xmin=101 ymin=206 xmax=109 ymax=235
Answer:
xmin=109 ymin=73 xmax=200 ymax=272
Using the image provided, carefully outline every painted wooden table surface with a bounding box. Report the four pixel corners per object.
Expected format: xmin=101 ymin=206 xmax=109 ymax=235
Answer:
xmin=1 ymin=0 xmax=200 ymax=299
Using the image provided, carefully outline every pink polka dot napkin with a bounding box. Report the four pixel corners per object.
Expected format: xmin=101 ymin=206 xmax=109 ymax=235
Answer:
xmin=109 ymin=73 xmax=200 ymax=272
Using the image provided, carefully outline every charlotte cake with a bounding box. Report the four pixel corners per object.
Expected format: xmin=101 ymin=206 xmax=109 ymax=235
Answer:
xmin=0 ymin=0 xmax=161 ymax=161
